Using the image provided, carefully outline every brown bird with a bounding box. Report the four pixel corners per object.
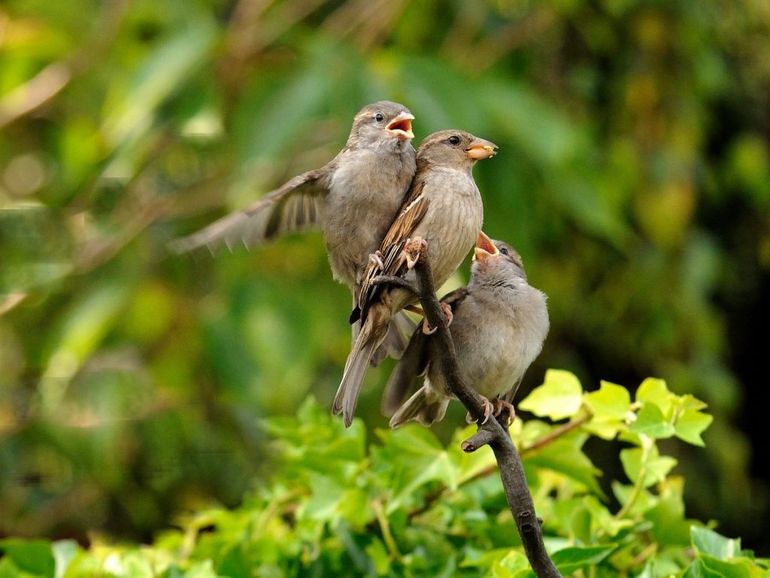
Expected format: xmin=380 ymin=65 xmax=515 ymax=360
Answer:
xmin=333 ymin=130 xmax=498 ymax=426
xmin=387 ymin=233 xmax=549 ymax=428
xmin=169 ymin=101 xmax=416 ymax=292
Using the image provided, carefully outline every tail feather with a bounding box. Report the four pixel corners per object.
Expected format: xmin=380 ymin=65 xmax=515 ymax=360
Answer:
xmin=389 ymin=386 xmax=449 ymax=428
xmin=334 ymin=313 xmax=389 ymax=427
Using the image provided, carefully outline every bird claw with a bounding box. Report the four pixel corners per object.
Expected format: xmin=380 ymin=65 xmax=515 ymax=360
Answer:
xmin=403 ymin=236 xmax=427 ymax=270
xmin=369 ymin=251 xmax=385 ymax=270
xmin=492 ymin=399 xmax=516 ymax=427
xmin=465 ymin=396 xmax=495 ymax=425
xmin=421 ymin=301 xmax=453 ymax=334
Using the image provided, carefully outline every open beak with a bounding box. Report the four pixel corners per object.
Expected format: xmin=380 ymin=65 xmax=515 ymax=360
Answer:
xmin=465 ymin=138 xmax=498 ymax=160
xmin=473 ymin=231 xmax=499 ymax=263
xmin=387 ymin=112 xmax=415 ymax=141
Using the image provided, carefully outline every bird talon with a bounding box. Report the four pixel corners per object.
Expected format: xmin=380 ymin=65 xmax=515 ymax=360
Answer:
xmin=493 ymin=399 xmax=516 ymax=426
xmin=403 ymin=236 xmax=427 ymax=269
xmin=421 ymin=318 xmax=438 ymax=335
xmin=369 ymin=251 xmax=385 ymax=270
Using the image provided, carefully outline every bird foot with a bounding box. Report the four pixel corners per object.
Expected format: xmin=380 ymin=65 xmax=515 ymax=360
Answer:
xmin=492 ymin=399 xmax=516 ymax=427
xmin=465 ymin=396 xmax=495 ymax=425
xmin=369 ymin=251 xmax=385 ymax=270
xmin=403 ymin=236 xmax=428 ymax=270
xmin=421 ymin=301 xmax=454 ymax=334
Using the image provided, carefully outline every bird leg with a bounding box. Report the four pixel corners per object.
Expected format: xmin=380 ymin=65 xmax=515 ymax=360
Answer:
xmin=492 ymin=398 xmax=516 ymax=427
xmin=421 ymin=301 xmax=454 ymax=335
xmin=465 ymin=396 xmax=495 ymax=425
xmin=403 ymin=236 xmax=428 ymax=269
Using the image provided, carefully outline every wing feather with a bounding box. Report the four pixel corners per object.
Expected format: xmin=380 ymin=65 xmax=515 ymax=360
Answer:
xmin=169 ymin=167 xmax=331 ymax=254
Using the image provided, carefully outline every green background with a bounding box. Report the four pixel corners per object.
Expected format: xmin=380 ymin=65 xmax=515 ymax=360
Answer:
xmin=1 ymin=0 xmax=768 ymax=555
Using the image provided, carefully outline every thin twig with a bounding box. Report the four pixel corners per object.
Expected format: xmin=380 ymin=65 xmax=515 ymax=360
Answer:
xmin=413 ymin=248 xmax=561 ymax=578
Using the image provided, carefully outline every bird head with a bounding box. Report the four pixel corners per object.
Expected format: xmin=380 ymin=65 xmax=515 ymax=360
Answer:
xmin=416 ymin=130 xmax=497 ymax=169
xmin=472 ymin=231 xmax=527 ymax=283
xmin=350 ymin=101 xmax=415 ymax=149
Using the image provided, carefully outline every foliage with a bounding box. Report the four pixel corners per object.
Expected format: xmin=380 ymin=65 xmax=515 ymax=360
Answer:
xmin=2 ymin=0 xmax=770 ymax=555
xmin=2 ymin=372 xmax=767 ymax=577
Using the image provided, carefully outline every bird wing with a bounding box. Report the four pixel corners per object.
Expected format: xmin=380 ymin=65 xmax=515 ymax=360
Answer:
xmin=381 ymin=286 xmax=470 ymax=414
xmin=168 ymin=165 xmax=332 ymax=254
xmin=351 ymin=175 xmax=430 ymax=323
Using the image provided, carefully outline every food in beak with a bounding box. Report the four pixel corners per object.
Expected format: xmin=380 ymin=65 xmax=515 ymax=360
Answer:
xmin=465 ymin=138 xmax=498 ymax=160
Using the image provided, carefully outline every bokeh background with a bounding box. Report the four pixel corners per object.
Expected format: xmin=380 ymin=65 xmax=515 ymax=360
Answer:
xmin=1 ymin=0 xmax=769 ymax=554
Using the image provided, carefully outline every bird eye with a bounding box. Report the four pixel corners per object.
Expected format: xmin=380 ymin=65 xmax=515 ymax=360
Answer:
xmin=448 ymin=135 xmax=461 ymax=145
xmin=374 ymin=113 xmax=385 ymax=122
xmin=499 ymin=246 xmax=509 ymax=256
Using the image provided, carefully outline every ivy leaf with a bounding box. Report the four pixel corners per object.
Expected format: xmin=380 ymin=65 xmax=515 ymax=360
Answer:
xmin=525 ymin=438 xmax=603 ymax=496
xmin=675 ymin=409 xmax=713 ymax=446
xmin=691 ymin=526 xmax=744 ymax=560
xmin=620 ymin=446 xmax=677 ymax=487
xmin=584 ymin=380 xmax=631 ymax=421
xmin=636 ymin=377 xmax=674 ymax=413
xmin=551 ymin=545 xmax=618 ymax=574
xmin=519 ymin=369 xmax=583 ymax=421
xmin=630 ymin=402 xmax=676 ymax=439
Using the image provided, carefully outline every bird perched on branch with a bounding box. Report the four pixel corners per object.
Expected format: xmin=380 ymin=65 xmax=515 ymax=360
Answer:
xmin=169 ymin=101 xmax=417 ymax=292
xmin=387 ymin=232 xmax=549 ymax=428
xmin=333 ymin=130 xmax=498 ymax=426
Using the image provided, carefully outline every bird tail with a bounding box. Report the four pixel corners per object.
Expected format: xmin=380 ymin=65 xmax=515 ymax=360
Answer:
xmin=389 ymin=385 xmax=449 ymax=428
xmin=333 ymin=306 xmax=390 ymax=427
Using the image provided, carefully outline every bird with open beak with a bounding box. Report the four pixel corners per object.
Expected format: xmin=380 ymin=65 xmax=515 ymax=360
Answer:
xmin=333 ymin=130 xmax=498 ymax=426
xmin=169 ymin=101 xmax=417 ymax=294
xmin=386 ymin=232 xmax=549 ymax=428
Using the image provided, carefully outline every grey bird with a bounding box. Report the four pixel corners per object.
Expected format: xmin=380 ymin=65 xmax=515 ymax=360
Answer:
xmin=387 ymin=232 xmax=549 ymax=428
xmin=333 ymin=130 xmax=498 ymax=427
xmin=169 ymin=101 xmax=416 ymax=292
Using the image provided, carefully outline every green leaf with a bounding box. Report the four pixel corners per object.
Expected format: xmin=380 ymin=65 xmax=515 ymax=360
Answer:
xmin=518 ymin=369 xmax=583 ymax=421
xmin=584 ymin=380 xmax=631 ymax=421
xmin=0 ymin=539 xmax=55 ymax=578
xmin=525 ymin=438 xmax=603 ymax=495
xmin=636 ymin=378 xmax=674 ymax=414
xmin=620 ymin=446 xmax=677 ymax=487
xmin=691 ymin=526 xmax=744 ymax=560
xmin=551 ymin=544 xmax=617 ymax=573
xmin=675 ymin=409 xmax=713 ymax=446
xmin=630 ymin=402 xmax=676 ymax=439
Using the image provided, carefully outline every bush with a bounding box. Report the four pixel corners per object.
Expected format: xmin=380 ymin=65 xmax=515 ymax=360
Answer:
xmin=2 ymin=371 xmax=766 ymax=577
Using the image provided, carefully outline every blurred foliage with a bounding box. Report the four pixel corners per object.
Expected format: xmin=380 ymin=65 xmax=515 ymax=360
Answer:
xmin=6 ymin=375 xmax=768 ymax=577
xmin=1 ymin=0 xmax=770 ymax=558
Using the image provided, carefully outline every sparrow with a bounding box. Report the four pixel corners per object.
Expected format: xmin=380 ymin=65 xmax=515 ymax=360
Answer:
xmin=333 ymin=130 xmax=498 ymax=426
xmin=387 ymin=232 xmax=549 ymax=428
xmin=169 ymin=101 xmax=416 ymax=291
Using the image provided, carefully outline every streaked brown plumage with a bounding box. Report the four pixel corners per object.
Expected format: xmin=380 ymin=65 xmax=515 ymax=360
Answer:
xmin=333 ymin=130 xmax=498 ymax=426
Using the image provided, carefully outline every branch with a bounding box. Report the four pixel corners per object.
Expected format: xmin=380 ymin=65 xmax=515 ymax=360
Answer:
xmin=412 ymin=249 xmax=561 ymax=578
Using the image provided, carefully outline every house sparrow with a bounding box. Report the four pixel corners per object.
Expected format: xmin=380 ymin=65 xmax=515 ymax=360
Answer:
xmin=169 ymin=101 xmax=416 ymax=291
xmin=387 ymin=232 xmax=549 ymax=428
xmin=333 ymin=130 xmax=498 ymax=426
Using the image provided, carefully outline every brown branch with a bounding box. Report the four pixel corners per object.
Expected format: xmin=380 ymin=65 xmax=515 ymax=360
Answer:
xmin=413 ymin=248 xmax=561 ymax=578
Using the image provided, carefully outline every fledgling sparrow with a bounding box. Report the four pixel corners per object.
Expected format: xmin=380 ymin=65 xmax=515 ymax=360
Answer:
xmin=169 ymin=101 xmax=416 ymax=292
xmin=387 ymin=232 xmax=549 ymax=428
xmin=333 ymin=130 xmax=498 ymax=426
